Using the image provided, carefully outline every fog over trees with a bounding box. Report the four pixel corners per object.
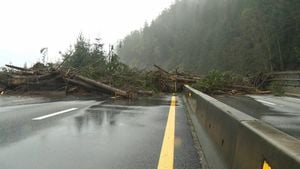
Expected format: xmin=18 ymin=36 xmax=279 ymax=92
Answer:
xmin=118 ymin=0 xmax=300 ymax=74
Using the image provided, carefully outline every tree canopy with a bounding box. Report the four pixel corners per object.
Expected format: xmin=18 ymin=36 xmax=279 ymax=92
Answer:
xmin=118 ymin=0 xmax=300 ymax=74
xmin=61 ymin=34 xmax=129 ymax=79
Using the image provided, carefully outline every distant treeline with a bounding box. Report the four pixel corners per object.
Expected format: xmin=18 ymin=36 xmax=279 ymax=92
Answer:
xmin=118 ymin=0 xmax=300 ymax=74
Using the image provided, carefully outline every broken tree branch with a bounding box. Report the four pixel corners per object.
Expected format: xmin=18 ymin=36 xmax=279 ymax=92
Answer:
xmin=154 ymin=65 xmax=170 ymax=75
xmin=5 ymin=64 xmax=31 ymax=71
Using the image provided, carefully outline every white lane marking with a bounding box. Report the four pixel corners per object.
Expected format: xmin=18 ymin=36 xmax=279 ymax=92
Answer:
xmin=257 ymin=99 xmax=276 ymax=106
xmin=32 ymin=108 xmax=78 ymax=120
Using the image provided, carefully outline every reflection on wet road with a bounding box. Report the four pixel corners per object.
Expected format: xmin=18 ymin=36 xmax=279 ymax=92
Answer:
xmin=0 ymin=96 xmax=201 ymax=169
xmin=215 ymin=95 xmax=300 ymax=139
xmin=0 ymin=95 xmax=49 ymax=107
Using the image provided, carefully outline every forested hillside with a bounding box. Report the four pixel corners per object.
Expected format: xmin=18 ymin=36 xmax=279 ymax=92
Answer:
xmin=118 ymin=0 xmax=300 ymax=74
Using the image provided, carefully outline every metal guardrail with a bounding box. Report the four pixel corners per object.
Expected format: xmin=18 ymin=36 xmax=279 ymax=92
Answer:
xmin=268 ymin=71 xmax=300 ymax=87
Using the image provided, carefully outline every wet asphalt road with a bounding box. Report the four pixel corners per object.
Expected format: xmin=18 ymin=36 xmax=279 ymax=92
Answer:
xmin=215 ymin=95 xmax=300 ymax=139
xmin=0 ymin=96 xmax=201 ymax=169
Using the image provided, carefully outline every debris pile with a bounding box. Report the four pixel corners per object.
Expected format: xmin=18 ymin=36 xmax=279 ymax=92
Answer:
xmin=0 ymin=64 xmax=198 ymax=97
xmin=151 ymin=65 xmax=197 ymax=92
xmin=0 ymin=63 xmax=274 ymax=97
xmin=192 ymin=70 xmax=271 ymax=95
xmin=0 ymin=64 xmax=130 ymax=97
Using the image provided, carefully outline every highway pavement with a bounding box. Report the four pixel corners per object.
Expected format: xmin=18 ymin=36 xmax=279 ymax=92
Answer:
xmin=0 ymin=95 xmax=202 ymax=169
xmin=215 ymin=95 xmax=300 ymax=139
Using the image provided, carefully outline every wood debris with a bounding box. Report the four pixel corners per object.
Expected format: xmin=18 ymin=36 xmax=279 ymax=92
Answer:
xmin=152 ymin=64 xmax=197 ymax=92
xmin=0 ymin=64 xmax=130 ymax=97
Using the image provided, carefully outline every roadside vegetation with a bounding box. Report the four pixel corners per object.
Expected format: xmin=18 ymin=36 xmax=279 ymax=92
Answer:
xmin=270 ymin=82 xmax=285 ymax=96
xmin=192 ymin=70 xmax=247 ymax=94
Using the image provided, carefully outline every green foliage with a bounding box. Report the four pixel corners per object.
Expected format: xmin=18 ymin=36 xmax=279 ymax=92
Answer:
xmin=192 ymin=70 xmax=245 ymax=93
xmin=294 ymin=47 xmax=300 ymax=61
xmin=62 ymin=34 xmax=106 ymax=77
xmin=61 ymin=34 xmax=128 ymax=79
xmin=118 ymin=0 xmax=300 ymax=74
xmin=32 ymin=62 xmax=47 ymax=70
xmin=270 ymin=82 xmax=284 ymax=96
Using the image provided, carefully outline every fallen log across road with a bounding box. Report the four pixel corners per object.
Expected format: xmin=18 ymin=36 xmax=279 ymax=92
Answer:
xmin=72 ymin=75 xmax=128 ymax=97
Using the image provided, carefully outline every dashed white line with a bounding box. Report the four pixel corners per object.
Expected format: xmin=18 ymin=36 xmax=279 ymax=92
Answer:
xmin=257 ymin=99 xmax=276 ymax=106
xmin=32 ymin=108 xmax=78 ymax=120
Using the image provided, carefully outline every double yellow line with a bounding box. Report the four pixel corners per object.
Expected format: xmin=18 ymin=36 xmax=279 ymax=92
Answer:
xmin=157 ymin=96 xmax=176 ymax=169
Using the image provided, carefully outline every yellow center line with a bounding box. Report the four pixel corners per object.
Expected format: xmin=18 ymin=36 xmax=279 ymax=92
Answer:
xmin=262 ymin=161 xmax=272 ymax=169
xmin=157 ymin=96 xmax=176 ymax=169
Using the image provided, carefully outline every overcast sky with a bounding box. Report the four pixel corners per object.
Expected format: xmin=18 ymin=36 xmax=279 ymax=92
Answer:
xmin=0 ymin=0 xmax=174 ymax=67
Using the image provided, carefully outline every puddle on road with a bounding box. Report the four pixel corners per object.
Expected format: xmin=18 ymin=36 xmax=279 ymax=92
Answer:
xmin=80 ymin=95 xmax=180 ymax=129
xmin=74 ymin=109 xmax=123 ymax=130
xmin=89 ymin=104 xmax=141 ymax=110
xmin=73 ymin=97 xmax=173 ymax=132
xmin=103 ymin=96 xmax=178 ymax=107
xmin=73 ymin=96 xmax=178 ymax=131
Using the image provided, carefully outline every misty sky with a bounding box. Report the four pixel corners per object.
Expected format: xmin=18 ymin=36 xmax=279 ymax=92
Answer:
xmin=0 ymin=0 xmax=174 ymax=67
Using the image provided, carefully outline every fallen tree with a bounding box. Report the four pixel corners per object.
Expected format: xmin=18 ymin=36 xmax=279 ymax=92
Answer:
xmin=152 ymin=64 xmax=197 ymax=92
xmin=0 ymin=63 xmax=130 ymax=97
xmin=73 ymin=75 xmax=128 ymax=97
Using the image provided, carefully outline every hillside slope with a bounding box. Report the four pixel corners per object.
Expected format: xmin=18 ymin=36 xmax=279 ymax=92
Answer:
xmin=118 ymin=0 xmax=300 ymax=74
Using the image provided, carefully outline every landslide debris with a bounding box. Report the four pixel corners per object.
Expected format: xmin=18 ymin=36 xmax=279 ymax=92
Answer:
xmin=0 ymin=63 xmax=197 ymax=98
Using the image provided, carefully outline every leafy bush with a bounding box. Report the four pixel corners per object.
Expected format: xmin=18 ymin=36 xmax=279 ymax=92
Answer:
xmin=192 ymin=69 xmax=246 ymax=94
xmin=270 ymin=82 xmax=284 ymax=96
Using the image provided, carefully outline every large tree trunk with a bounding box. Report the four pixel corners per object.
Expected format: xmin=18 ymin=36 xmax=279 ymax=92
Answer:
xmin=8 ymin=72 xmax=61 ymax=86
xmin=74 ymin=75 xmax=128 ymax=97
